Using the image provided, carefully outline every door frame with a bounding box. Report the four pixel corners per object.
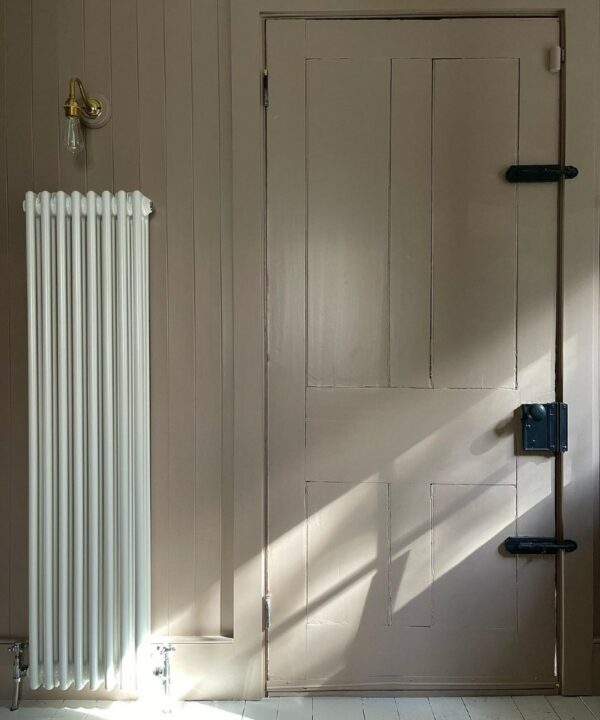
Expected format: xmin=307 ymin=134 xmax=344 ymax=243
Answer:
xmin=230 ymin=0 xmax=599 ymax=696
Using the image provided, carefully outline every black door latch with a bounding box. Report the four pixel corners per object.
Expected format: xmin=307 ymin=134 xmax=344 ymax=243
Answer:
xmin=521 ymin=402 xmax=568 ymax=453
xmin=505 ymin=165 xmax=578 ymax=183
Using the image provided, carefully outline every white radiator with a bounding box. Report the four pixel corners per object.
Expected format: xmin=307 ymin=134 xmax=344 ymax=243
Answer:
xmin=24 ymin=190 xmax=152 ymax=691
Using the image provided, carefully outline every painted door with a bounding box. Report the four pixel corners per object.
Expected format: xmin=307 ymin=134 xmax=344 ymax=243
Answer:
xmin=266 ymin=18 xmax=560 ymax=692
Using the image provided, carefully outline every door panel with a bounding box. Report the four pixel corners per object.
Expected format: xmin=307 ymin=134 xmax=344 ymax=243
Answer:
xmin=390 ymin=481 xmax=432 ymax=627
xmin=267 ymin=16 xmax=560 ymax=691
xmin=307 ymin=482 xmax=390 ymax=626
xmin=433 ymin=59 xmax=518 ymax=389
xmin=431 ymin=483 xmax=517 ymax=630
xmin=307 ymin=59 xmax=390 ymax=387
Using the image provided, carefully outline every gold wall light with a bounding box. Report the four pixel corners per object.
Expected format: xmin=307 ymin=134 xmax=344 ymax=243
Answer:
xmin=63 ymin=77 xmax=111 ymax=155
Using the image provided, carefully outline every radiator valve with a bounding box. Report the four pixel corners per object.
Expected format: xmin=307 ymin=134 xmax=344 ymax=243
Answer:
xmin=8 ymin=641 xmax=28 ymax=712
xmin=153 ymin=643 xmax=175 ymax=714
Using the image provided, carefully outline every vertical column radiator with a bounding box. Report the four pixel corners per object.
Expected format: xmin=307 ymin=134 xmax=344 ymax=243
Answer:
xmin=23 ymin=191 xmax=152 ymax=691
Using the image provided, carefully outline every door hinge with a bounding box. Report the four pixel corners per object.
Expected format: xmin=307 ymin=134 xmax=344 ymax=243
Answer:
xmin=521 ymin=402 xmax=568 ymax=453
xmin=505 ymin=165 xmax=578 ymax=183
xmin=262 ymin=70 xmax=269 ymax=108
xmin=503 ymin=536 xmax=577 ymax=555
xmin=263 ymin=593 xmax=272 ymax=631
xmin=548 ymin=45 xmax=564 ymax=73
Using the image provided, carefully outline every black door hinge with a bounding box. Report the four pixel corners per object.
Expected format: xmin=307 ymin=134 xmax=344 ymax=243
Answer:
xmin=503 ymin=536 xmax=577 ymax=555
xmin=262 ymin=70 xmax=269 ymax=108
xmin=505 ymin=165 xmax=578 ymax=183
xmin=521 ymin=402 xmax=568 ymax=453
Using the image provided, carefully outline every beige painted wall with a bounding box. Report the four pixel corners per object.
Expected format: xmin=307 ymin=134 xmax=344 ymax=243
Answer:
xmin=0 ymin=0 xmax=599 ymax=691
xmin=0 ymin=0 xmax=233 ymax=643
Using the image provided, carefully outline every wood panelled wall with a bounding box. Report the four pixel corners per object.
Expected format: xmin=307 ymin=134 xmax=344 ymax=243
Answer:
xmin=0 ymin=0 xmax=232 ymax=641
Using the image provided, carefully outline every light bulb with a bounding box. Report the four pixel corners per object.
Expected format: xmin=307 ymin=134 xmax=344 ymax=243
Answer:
xmin=64 ymin=116 xmax=84 ymax=155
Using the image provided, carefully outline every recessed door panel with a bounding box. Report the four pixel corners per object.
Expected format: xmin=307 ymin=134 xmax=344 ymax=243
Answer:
xmin=433 ymin=59 xmax=519 ymax=390
xmin=307 ymin=60 xmax=390 ymax=388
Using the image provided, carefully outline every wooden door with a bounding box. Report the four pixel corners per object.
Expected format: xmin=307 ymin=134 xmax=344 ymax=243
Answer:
xmin=266 ymin=18 xmax=560 ymax=692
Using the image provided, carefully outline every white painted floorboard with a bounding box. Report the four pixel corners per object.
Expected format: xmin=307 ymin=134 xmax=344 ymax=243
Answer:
xmin=463 ymin=697 xmax=523 ymax=720
xmin=363 ymin=697 xmax=400 ymax=720
xmin=396 ymin=698 xmax=435 ymax=720
xmin=2 ymin=697 xmax=600 ymax=720
xmin=276 ymin=698 xmax=313 ymax=720
xmin=548 ymin=699 xmax=597 ymax=720
xmin=313 ymin=697 xmax=364 ymax=720
xmin=429 ymin=697 xmax=471 ymax=720
xmin=244 ymin=698 xmax=281 ymax=720
xmin=512 ymin=696 xmax=560 ymax=720
xmin=582 ymin=699 xmax=600 ymax=720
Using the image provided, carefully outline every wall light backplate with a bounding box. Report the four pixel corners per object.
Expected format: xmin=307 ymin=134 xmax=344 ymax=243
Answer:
xmin=81 ymin=94 xmax=111 ymax=129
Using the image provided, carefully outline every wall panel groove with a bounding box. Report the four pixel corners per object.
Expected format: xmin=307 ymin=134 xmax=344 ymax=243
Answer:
xmin=5 ymin=0 xmax=34 ymax=638
xmin=85 ymin=0 xmax=113 ymax=191
xmin=191 ymin=0 xmax=224 ymax=636
xmin=0 ymin=0 xmax=12 ymax=638
xmin=138 ymin=0 xmax=169 ymax=638
xmin=111 ymin=0 xmax=139 ymax=191
xmin=57 ymin=0 xmax=86 ymax=193
xmin=164 ymin=0 xmax=197 ymax=638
